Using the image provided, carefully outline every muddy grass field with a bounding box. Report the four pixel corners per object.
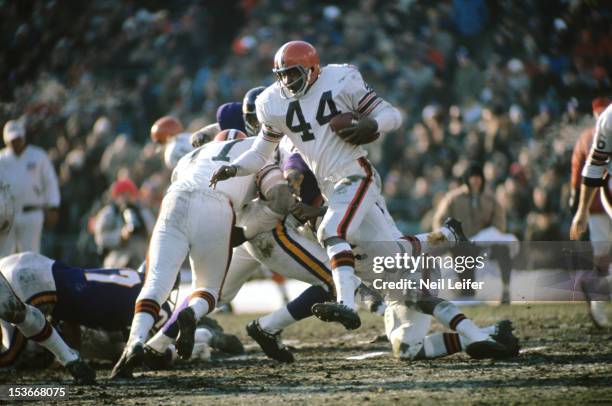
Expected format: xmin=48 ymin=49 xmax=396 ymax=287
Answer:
xmin=2 ymin=303 xmax=611 ymax=405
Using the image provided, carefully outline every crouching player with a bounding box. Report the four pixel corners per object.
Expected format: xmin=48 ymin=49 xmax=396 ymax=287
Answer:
xmin=0 ymin=252 xmax=241 ymax=374
xmin=0 ymin=263 xmax=94 ymax=384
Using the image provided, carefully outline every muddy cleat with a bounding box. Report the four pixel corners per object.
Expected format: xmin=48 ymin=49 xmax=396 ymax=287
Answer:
xmin=465 ymin=339 xmax=510 ymax=360
xmin=143 ymin=346 xmax=173 ymax=370
xmin=65 ymin=357 xmax=96 ymax=385
xmin=491 ymin=320 xmax=519 ymax=357
xmin=246 ymin=320 xmax=294 ymax=363
xmin=111 ymin=343 xmax=144 ymax=379
xmin=311 ymin=302 xmax=361 ymax=330
xmin=210 ymin=331 xmax=244 ymax=354
xmin=443 ymin=217 xmax=469 ymax=243
xmin=176 ymin=307 xmax=197 ymax=360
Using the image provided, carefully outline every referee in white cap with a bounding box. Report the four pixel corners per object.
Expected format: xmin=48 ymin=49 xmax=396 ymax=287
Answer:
xmin=0 ymin=120 xmax=60 ymax=254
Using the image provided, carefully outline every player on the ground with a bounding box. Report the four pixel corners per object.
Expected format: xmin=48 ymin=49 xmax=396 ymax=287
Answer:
xmin=0 ymin=262 xmax=95 ymax=384
xmin=385 ymin=299 xmax=519 ymax=360
xmin=0 ymin=252 xmax=241 ymax=370
xmin=209 ymin=42 xmax=504 ymax=358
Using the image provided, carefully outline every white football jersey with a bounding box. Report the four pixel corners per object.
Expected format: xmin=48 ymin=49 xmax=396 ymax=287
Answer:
xmin=583 ymin=104 xmax=612 ymax=183
xmin=164 ymin=133 xmax=194 ymax=170
xmin=170 ymin=138 xmax=257 ymax=208
xmin=256 ymin=64 xmax=381 ymax=181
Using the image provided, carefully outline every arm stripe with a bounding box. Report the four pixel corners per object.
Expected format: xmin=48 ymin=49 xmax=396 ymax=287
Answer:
xmin=357 ymin=90 xmax=375 ymax=107
xmin=362 ymin=98 xmax=383 ymax=116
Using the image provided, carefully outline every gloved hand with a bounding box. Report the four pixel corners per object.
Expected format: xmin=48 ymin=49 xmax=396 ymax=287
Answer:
xmin=290 ymin=202 xmax=327 ymax=222
xmin=337 ymin=117 xmax=379 ymax=145
xmin=190 ymin=131 xmax=208 ymax=148
xmin=209 ymin=165 xmax=237 ymax=189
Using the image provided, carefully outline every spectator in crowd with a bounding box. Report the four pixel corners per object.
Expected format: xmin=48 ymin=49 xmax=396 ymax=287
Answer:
xmin=0 ymin=119 xmax=60 ymax=254
xmin=0 ymin=0 xmax=610 ymax=267
xmin=433 ymin=162 xmax=513 ymax=303
xmin=93 ymin=178 xmax=154 ymax=269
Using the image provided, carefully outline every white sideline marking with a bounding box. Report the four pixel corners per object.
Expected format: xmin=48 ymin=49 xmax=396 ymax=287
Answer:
xmin=520 ymin=346 xmax=548 ymax=353
xmin=346 ymin=351 xmax=389 ymax=360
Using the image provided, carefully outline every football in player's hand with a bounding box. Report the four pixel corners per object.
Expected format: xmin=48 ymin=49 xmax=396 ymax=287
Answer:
xmin=330 ymin=112 xmax=358 ymax=134
xmin=331 ymin=112 xmax=380 ymax=145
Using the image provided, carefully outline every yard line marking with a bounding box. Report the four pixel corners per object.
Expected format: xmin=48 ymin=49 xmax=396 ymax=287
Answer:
xmin=346 ymin=351 xmax=389 ymax=360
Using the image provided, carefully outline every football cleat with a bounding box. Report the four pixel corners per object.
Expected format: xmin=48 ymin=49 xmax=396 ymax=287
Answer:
xmin=490 ymin=320 xmax=520 ymax=357
xmin=176 ymin=307 xmax=197 ymax=360
xmin=465 ymin=339 xmax=511 ymax=360
xmin=111 ymin=342 xmax=144 ymax=380
xmin=246 ymin=320 xmax=294 ymax=363
xmin=65 ymin=357 xmax=96 ymax=385
xmin=210 ymin=331 xmax=244 ymax=355
xmin=311 ymin=302 xmax=361 ymax=330
xmin=443 ymin=217 xmax=469 ymax=243
xmin=143 ymin=346 xmax=174 ymax=370
xmin=580 ymin=278 xmax=611 ymax=328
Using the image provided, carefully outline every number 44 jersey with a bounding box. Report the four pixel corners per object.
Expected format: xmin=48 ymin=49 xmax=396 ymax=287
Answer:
xmin=170 ymin=137 xmax=257 ymax=209
xmin=256 ymin=64 xmax=383 ymax=182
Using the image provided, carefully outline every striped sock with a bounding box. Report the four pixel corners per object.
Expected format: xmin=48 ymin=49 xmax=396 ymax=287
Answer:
xmin=18 ymin=307 xmax=78 ymax=366
xmin=433 ymin=301 xmax=489 ymax=343
xmin=189 ymin=290 xmax=216 ymax=320
xmin=129 ymin=299 xmax=160 ymax=348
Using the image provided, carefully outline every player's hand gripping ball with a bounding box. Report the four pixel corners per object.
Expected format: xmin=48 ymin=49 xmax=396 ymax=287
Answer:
xmin=330 ymin=112 xmax=379 ymax=145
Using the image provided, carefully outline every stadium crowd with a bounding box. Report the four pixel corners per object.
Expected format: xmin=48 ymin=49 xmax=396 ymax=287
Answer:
xmin=1 ymin=0 xmax=610 ymax=266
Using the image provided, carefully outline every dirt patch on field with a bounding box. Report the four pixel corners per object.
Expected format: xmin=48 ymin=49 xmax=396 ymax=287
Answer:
xmin=1 ymin=304 xmax=611 ymax=405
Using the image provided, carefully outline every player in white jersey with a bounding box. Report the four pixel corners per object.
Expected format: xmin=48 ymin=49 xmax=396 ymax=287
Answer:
xmin=0 ymin=263 xmax=95 ymax=383
xmin=111 ymin=129 xmax=260 ymax=379
xmin=572 ymin=103 xmax=612 ymax=238
xmin=571 ymin=103 xmax=612 ymax=324
xmin=210 ymin=41 xmax=479 ymax=334
xmin=150 ymin=116 xmax=195 ymax=170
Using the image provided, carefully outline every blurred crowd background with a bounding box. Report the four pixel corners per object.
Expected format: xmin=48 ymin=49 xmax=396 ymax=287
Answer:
xmin=1 ymin=0 xmax=610 ymax=267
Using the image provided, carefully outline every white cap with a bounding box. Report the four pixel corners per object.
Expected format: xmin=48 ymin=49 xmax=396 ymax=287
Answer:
xmin=3 ymin=120 xmax=25 ymax=144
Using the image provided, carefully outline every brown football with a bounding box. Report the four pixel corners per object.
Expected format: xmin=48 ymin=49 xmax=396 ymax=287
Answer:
xmin=329 ymin=112 xmax=357 ymax=133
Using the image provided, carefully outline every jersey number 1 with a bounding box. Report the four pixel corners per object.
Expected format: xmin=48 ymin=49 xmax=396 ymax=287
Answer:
xmin=84 ymin=270 xmax=141 ymax=287
xmin=286 ymin=91 xmax=339 ymax=142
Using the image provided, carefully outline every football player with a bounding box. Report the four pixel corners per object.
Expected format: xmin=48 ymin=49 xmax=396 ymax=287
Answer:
xmin=0 ymin=252 xmax=241 ymax=371
xmin=210 ymin=41 xmax=507 ymax=358
xmin=111 ymin=129 xmax=276 ymax=379
xmin=150 ymin=116 xmax=193 ymax=170
xmin=0 ymin=256 xmax=95 ymax=384
xmin=243 ymin=86 xmax=267 ymax=138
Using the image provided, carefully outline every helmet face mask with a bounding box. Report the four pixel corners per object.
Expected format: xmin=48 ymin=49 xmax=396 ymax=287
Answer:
xmin=273 ymin=41 xmax=320 ymax=99
xmin=244 ymin=113 xmax=260 ymax=137
xmin=274 ymin=65 xmax=309 ymax=98
xmin=242 ymin=86 xmax=266 ymax=137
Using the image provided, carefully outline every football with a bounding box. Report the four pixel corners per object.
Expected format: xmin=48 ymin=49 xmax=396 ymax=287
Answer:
xmin=329 ymin=112 xmax=358 ymax=133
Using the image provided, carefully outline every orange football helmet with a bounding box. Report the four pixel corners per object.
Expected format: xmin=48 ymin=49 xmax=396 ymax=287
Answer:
xmin=150 ymin=116 xmax=184 ymax=144
xmin=273 ymin=41 xmax=320 ymax=98
xmin=213 ymin=129 xmax=247 ymax=141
